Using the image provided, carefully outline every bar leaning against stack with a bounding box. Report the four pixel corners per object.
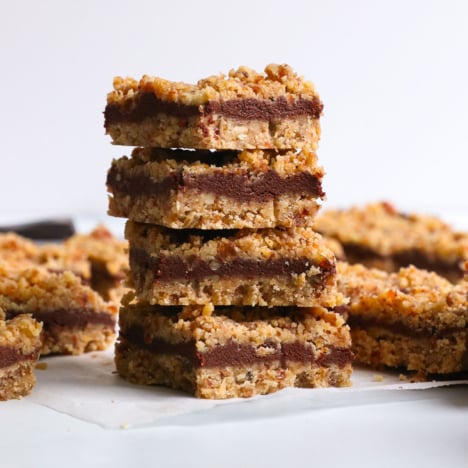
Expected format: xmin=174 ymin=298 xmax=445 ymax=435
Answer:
xmin=105 ymin=64 xmax=352 ymax=399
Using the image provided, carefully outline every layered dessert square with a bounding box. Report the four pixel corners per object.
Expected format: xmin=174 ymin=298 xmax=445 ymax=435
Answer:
xmin=125 ymin=221 xmax=344 ymax=307
xmin=104 ymin=64 xmax=323 ymax=150
xmin=115 ymin=303 xmax=353 ymax=398
xmin=0 ymin=311 xmax=42 ymax=400
xmin=107 ymin=147 xmax=324 ymax=229
xmin=337 ymin=261 xmax=468 ymax=377
xmin=0 ymin=266 xmax=118 ymax=355
xmin=315 ymin=202 xmax=468 ymax=282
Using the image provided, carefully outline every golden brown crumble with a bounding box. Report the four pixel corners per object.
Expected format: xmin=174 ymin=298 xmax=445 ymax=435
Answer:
xmin=0 ymin=311 xmax=42 ymax=353
xmin=108 ymin=64 xmax=320 ymax=107
xmin=315 ymin=201 xmax=468 ymax=262
xmin=337 ymin=261 xmax=468 ymax=330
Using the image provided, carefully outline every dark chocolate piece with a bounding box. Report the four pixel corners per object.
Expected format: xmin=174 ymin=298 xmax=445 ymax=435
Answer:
xmin=0 ymin=219 xmax=75 ymax=240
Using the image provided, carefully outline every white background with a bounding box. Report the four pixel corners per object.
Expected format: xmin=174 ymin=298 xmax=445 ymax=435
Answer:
xmin=1 ymin=0 xmax=467 ymax=220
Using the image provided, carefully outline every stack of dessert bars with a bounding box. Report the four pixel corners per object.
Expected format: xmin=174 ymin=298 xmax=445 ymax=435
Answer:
xmin=104 ymin=64 xmax=353 ymax=399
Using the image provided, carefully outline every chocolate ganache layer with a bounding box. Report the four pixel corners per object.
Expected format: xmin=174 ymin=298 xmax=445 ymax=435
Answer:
xmin=129 ymin=247 xmax=335 ymax=283
xmin=121 ymin=325 xmax=353 ymax=369
xmin=347 ymin=315 xmax=467 ymax=338
xmin=5 ymin=309 xmax=116 ymax=329
xmin=104 ymin=94 xmax=323 ymax=125
xmin=343 ymin=243 xmax=463 ymax=277
xmin=107 ymin=166 xmax=324 ymax=202
xmin=0 ymin=346 xmax=40 ymax=368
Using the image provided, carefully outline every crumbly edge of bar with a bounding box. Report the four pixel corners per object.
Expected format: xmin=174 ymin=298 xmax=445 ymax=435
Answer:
xmin=337 ymin=262 xmax=468 ymax=330
xmin=128 ymin=146 xmax=324 ymax=176
xmin=119 ymin=304 xmax=351 ymax=349
xmin=115 ymin=346 xmax=352 ymax=399
xmin=48 ymin=224 xmax=128 ymax=279
xmin=0 ymin=227 xmax=128 ymax=300
xmin=109 ymin=190 xmax=320 ymax=229
xmin=0 ymin=313 xmax=43 ymax=353
xmin=41 ymin=323 xmax=116 ymax=355
xmin=0 ymin=361 xmax=37 ymax=401
xmin=125 ymin=222 xmax=335 ymax=264
xmin=0 ymin=233 xmax=39 ymax=264
xmin=351 ymin=327 xmax=468 ymax=376
xmin=106 ymin=114 xmax=321 ymax=150
xmin=0 ymin=265 xmax=118 ymax=318
xmin=315 ymin=201 xmax=468 ymax=261
xmin=108 ymin=64 xmax=320 ymax=106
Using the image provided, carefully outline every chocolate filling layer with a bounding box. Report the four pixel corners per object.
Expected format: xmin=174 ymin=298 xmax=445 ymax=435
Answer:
xmin=121 ymin=325 xmax=353 ymax=369
xmin=107 ymin=166 xmax=324 ymax=202
xmin=129 ymin=247 xmax=335 ymax=283
xmin=0 ymin=346 xmax=40 ymax=369
xmin=105 ymin=94 xmax=323 ymax=125
xmin=343 ymin=243 xmax=462 ymax=277
xmin=5 ymin=309 xmax=116 ymax=329
xmin=347 ymin=316 xmax=466 ymax=338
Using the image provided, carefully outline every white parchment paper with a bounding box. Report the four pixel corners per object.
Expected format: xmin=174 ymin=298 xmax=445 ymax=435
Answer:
xmin=28 ymin=349 xmax=468 ymax=429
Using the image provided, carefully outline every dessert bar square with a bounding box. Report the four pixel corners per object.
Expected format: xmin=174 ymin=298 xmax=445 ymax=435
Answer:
xmin=315 ymin=202 xmax=468 ymax=282
xmin=104 ymin=64 xmax=323 ymax=150
xmin=0 ymin=311 xmax=42 ymax=400
xmin=0 ymin=266 xmax=118 ymax=355
xmin=115 ymin=303 xmax=353 ymax=399
xmin=337 ymin=261 xmax=468 ymax=377
xmin=125 ymin=221 xmax=344 ymax=307
xmin=107 ymin=147 xmax=324 ymax=229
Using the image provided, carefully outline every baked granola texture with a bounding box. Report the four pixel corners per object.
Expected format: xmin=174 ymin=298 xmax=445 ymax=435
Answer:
xmin=40 ymin=225 xmax=129 ymax=303
xmin=125 ymin=221 xmax=345 ymax=307
xmin=0 ymin=266 xmax=118 ymax=355
xmin=0 ymin=226 xmax=128 ymax=307
xmin=115 ymin=303 xmax=353 ymax=399
xmin=107 ymin=147 xmax=325 ymax=229
xmin=315 ymin=201 xmax=468 ymax=282
xmin=104 ymin=64 xmax=323 ymax=150
xmin=0 ymin=311 xmax=42 ymax=400
xmin=337 ymin=261 xmax=468 ymax=377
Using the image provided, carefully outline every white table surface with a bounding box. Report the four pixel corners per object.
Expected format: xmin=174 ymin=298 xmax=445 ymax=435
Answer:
xmin=2 ymin=384 xmax=467 ymax=468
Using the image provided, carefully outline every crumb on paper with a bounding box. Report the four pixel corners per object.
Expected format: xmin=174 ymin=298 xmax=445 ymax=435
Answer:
xmin=35 ymin=362 xmax=48 ymax=371
xmin=399 ymin=374 xmax=408 ymax=381
xmin=120 ymin=422 xmax=129 ymax=430
xmin=372 ymin=374 xmax=384 ymax=382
